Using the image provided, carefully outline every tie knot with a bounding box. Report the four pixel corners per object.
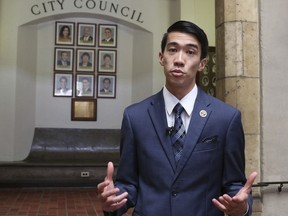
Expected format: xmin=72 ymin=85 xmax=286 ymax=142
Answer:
xmin=173 ymin=103 xmax=184 ymax=115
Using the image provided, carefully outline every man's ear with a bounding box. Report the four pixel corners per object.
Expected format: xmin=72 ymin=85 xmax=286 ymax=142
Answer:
xmin=198 ymin=58 xmax=207 ymax=71
xmin=159 ymin=52 xmax=164 ymax=66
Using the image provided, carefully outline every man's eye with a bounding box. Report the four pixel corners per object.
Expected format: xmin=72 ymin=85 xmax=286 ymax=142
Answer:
xmin=168 ymin=48 xmax=177 ymax=53
xmin=187 ymin=50 xmax=195 ymax=55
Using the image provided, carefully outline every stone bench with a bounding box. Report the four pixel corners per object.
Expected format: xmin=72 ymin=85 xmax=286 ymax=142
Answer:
xmin=0 ymin=128 xmax=120 ymax=187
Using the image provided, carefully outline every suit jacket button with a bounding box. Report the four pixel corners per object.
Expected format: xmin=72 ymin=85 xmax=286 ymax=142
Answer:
xmin=172 ymin=191 xmax=177 ymax=197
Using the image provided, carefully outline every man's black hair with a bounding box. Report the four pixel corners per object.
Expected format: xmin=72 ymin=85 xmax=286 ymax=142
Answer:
xmin=161 ymin=20 xmax=209 ymax=59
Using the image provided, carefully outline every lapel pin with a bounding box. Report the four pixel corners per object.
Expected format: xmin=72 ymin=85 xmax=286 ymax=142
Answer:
xmin=199 ymin=110 xmax=207 ymax=118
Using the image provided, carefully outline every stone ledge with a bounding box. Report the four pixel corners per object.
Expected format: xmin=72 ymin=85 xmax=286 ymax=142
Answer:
xmin=0 ymin=128 xmax=120 ymax=187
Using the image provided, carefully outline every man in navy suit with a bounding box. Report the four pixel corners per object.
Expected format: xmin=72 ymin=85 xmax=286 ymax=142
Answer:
xmin=97 ymin=20 xmax=257 ymax=216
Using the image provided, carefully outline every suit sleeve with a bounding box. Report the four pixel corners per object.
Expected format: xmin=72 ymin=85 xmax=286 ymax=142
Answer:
xmin=109 ymin=109 xmax=139 ymax=215
xmin=223 ymin=110 xmax=253 ymax=215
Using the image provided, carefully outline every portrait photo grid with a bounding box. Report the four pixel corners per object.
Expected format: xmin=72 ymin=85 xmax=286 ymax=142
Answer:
xmin=53 ymin=21 xmax=118 ymax=120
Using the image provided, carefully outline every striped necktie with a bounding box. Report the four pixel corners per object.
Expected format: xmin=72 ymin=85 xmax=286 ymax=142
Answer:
xmin=171 ymin=103 xmax=186 ymax=162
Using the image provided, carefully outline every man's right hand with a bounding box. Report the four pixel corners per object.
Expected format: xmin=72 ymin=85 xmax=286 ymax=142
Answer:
xmin=97 ymin=162 xmax=128 ymax=212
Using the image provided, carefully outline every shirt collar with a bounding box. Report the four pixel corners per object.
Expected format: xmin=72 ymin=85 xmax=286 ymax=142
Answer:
xmin=163 ymin=85 xmax=198 ymax=117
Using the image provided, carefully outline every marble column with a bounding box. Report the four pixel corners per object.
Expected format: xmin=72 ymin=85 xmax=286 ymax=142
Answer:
xmin=215 ymin=0 xmax=261 ymax=215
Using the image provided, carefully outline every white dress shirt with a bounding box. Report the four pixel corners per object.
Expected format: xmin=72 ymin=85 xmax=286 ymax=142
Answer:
xmin=163 ymin=85 xmax=198 ymax=132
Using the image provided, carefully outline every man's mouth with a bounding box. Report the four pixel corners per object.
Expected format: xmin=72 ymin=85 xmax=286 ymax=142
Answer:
xmin=171 ymin=69 xmax=185 ymax=76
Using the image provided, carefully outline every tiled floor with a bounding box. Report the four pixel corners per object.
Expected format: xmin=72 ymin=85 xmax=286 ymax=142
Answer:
xmin=0 ymin=188 xmax=133 ymax=216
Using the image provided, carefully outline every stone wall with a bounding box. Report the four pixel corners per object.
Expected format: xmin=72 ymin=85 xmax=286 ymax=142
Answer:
xmin=215 ymin=0 xmax=261 ymax=215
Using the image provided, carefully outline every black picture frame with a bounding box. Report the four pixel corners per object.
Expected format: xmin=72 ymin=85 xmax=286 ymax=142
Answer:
xmin=53 ymin=73 xmax=73 ymax=97
xmin=77 ymin=23 xmax=97 ymax=47
xmin=98 ymin=24 xmax=117 ymax=48
xmin=98 ymin=49 xmax=117 ymax=73
xmin=97 ymin=74 xmax=116 ymax=98
xmin=55 ymin=21 xmax=75 ymax=46
xmin=75 ymin=74 xmax=95 ymax=98
xmin=76 ymin=48 xmax=96 ymax=72
xmin=54 ymin=47 xmax=74 ymax=72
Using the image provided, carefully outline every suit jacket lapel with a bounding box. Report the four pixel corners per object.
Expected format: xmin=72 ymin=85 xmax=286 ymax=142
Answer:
xmin=174 ymin=89 xmax=212 ymax=176
xmin=148 ymin=91 xmax=177 ymax=172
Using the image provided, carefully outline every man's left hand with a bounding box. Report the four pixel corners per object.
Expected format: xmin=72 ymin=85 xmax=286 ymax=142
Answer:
xmin=212 ymin=172 xmax=258 ymax=216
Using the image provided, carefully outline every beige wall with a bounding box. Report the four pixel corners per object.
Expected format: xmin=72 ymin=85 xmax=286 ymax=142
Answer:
xmin=180 ymin=0 xmax=215 ymax=46
xmin=0 ymin=0 xmax=20 ymax=160
xmin=260 ymin=0 xmax=288 ymax=215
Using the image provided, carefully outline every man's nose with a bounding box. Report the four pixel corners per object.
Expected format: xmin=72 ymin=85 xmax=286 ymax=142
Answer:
xmin=174 ymin=51 xmax=185 ymax=67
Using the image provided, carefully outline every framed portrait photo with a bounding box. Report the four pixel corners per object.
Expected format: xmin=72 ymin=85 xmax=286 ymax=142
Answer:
xmin=53 ymin=73 xmax=73 ymax=97
xmin=55 ymin=21 xmax=75 ymax=46
xmin=97 ymin=75 xmax=116 ymax=98
xmin=76 ymin=49 xmax=95 ymax=72
xmin=98 ymin=49 xmax=117 ymax=73
xmin=54 ymin=47 xmax=74 ymax=72
xmin=71 ymin=98 xmax=97 ymax=121
xmin=75 ymin=74 xmax=95 ymax=98
xmin=77 ymin=23 xmax=96 ymax=47
xmin=98 ymin=24 xmax=117 ymax=48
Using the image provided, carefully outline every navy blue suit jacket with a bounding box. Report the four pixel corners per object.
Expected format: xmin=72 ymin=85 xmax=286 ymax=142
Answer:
xmin=112 ymin=88 xmax=252 ymax=216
